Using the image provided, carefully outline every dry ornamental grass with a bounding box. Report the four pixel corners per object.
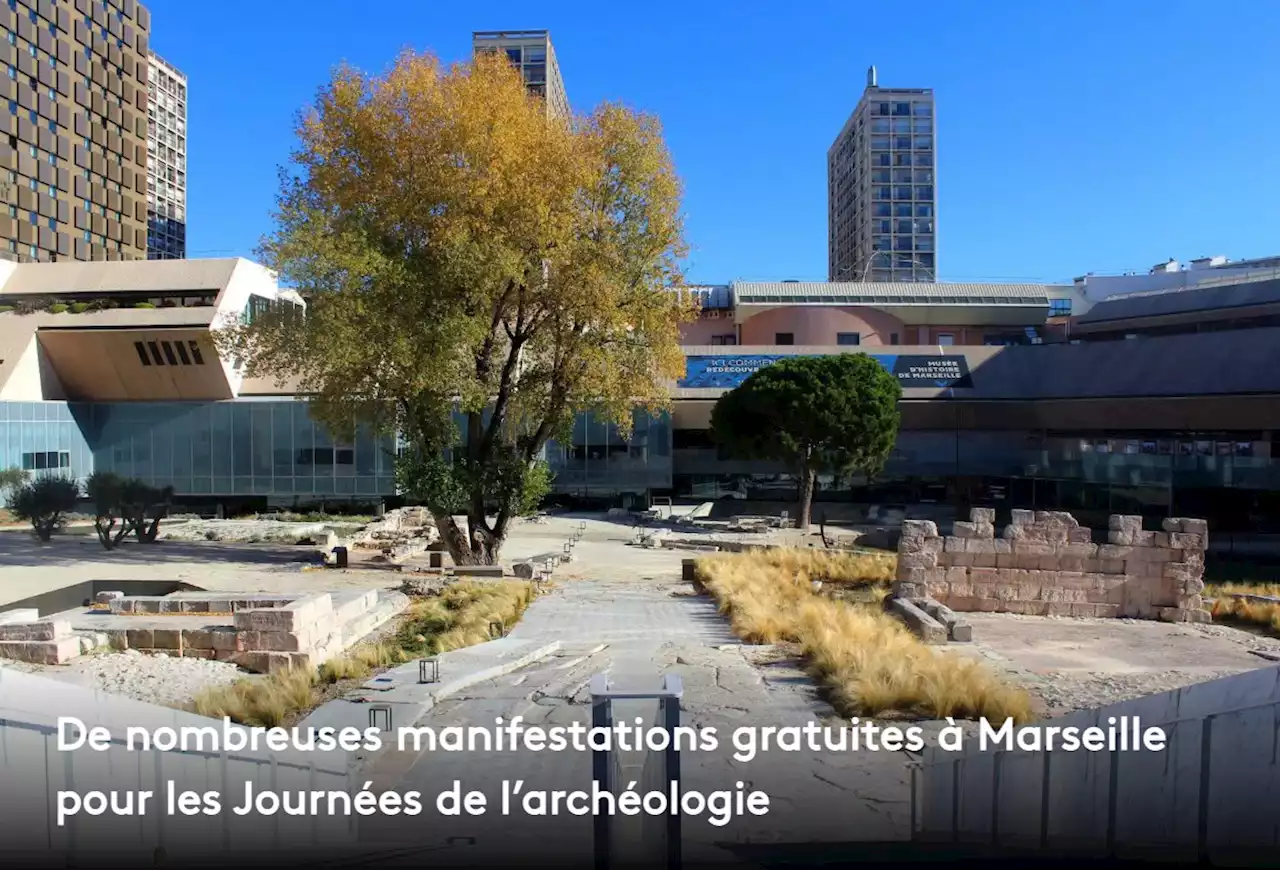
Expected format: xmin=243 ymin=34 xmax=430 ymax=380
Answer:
xmin=1206 ymin=581 xmax=1280 ymax=633
xmin=695 ymin=548 xmax=1033 ymax=724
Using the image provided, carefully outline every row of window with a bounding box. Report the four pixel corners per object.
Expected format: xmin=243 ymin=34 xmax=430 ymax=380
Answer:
xmin=1077 ymin=439 xmax=1255 ymax=458
xmin=133 ymin=339 xmax=207 ymax=368
xmin=868 ymin=100 xmax=933 ymax=118
xmin=22 ymin=450 xmax=71 ymax=470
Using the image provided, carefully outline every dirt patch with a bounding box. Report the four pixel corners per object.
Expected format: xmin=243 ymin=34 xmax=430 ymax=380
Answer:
xmin=956 ymin=612 xmax=1280 ymax=716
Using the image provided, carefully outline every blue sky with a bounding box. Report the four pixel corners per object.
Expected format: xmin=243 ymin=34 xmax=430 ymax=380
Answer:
xmin=148 ymin=0 xmax=1279 ymax=284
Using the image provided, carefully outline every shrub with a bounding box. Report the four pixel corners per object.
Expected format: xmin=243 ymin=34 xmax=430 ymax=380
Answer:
xmin=133 ymin=302 xmax=156 ymax=309
xmin=48 ymin=303 xmax=68 ymax=314
xmin=6 ymin=475 xmax=81 ymax=541
xmin=0 ymin=305 xmax=13 ymax=314
xmin=69 ymin=302 xmax=91 ymax=314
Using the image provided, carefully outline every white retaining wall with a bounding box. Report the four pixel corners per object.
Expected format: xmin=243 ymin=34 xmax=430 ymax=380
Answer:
xmin=0 ymin=668 xmax=354 ymax=857
xmin=914 ymin=665 xmax=1280 ymax=860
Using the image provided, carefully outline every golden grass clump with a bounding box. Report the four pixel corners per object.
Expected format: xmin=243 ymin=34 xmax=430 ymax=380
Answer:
xmin=193 ymin=668 xmax=317 ymax=727
xmin=397 ymin=580 xmax=535 ymax=656
xmin=1206 ymin=582 xmax=1280 ymax=633
xmin=696 ymin=549 xmax=1033 ymax=724
xmin=193 ymin=580 xmax=536 ymax=725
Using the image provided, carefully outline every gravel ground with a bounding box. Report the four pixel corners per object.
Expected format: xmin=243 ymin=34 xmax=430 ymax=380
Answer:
xmin=1030 ymin=668 xmax=1253 ymax=716
xmin=1 ymin=649 xmax=247 ymax=709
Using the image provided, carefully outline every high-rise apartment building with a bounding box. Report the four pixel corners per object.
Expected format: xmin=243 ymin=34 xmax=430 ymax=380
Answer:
xmin=472 ymin=30 xmax=569 ymax=120
xmin=828 ymin=66 xmax=936 ymax=283
xmin=146 ymin=51 xmax=184 ymax=259
xmin=0 ymin=0 xmax=152 ymax=263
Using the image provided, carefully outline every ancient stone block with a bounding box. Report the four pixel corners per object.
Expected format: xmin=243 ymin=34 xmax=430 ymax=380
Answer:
xmin=1099 ymin=559 xmax=1125 ymax=574
xmin=151 ymin=629 xmax=182 ymax=650
xmin=945 ymin=566 xmax=968 ymax=584
xmin=971 ymin=553 xmax=996 ymax=569
xmin=1058 ymin=542 xmax=1099 ymax=558
xmin=993 ymin=539 xmax=1012 ymax=554
xmin=1109 ymin=514 xmax=1142 ymax=534
xmin=943 ymin=536 xmax=967 ymax=553
xmin=182 ymin=649 xmax=216 ymax=659
xmin=1179 ymin=518 xmax=1209 ymax=538
xmin=949 ymin=621 xmax=974 ymax=642
xmin=972 ymin=598 xmax=1002 ymax=612
xmin=952 ymin=521 xmax=978 ymax=538
xmin=1012 ymin=541 xmax=1054 ymax=556
xmin=1183 ymin=577 xmax=1206 ymax=595
xmin=948 ymin=580 xmax=974 ymax=598
xmin=1014 ymin=552 xmax=1042 ymax=570
xmin=901 ymin=520 xmax=938 ymax=539
xmin=1169 ymin=532 xmax=1205 ymax=551
xmin=1132 ymin=530 xmax=1155 ymax=547
xmin=897 ymin=565 xmax=929 ymax=584
xmin=181 ymin=629 xmax=214 ymax=649
xmin=1010 ymin=509 xmax=1034 ymax=525
xmin=897 ymin=551 xmax=939 ymax=571
xmin=1067 ymin=526 xmax=1092 ymax=544
xmin=973 ymin=522 xmax=995 ymax=538
xmin=95 ymin=591 xmax=123 ymax=604
xmin=970 ymin=567 xmax=998 ymax=584
xmin=1096 ymin=544 xmax=1129 ymax=561
xmin=1037 ymin=555 xmax=1061 ymax=571
xmin=895 ymin=582 xmax=924 ymax=599
xmin=994 ymin=584 xmax=1020 ymax=602
xmin=965 ymin=538 xmax=996 ymax=554
xmin=0 ymin=620 xmax=70 ymax=642
xmin=970 ymin=507 xmax=996 ymax=524
xmin=995 ymin=553 xmax=1016 ymax=568
xmin=901 ymin=534 xmax=945 ymax=556
xmin=888 ymin=598 xmax=947 ymax=644
xmin=1058 ymin=556 xmax=1084 ymax=573
xmin=1108 ymin=530 xmax=1134 ymax=546
xmin=949 ymin=552 xmax=975 ymax=568
xmin=1160 ymin=518 xmax=1183 ymax=533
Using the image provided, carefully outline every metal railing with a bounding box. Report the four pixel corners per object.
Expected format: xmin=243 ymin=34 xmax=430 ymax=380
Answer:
xmin=590 ymin=674 xmax=683 ymax=870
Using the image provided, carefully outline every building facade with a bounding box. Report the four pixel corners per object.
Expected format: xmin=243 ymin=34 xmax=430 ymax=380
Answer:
xmin=0 ymin=0 xmax=152 ymax=263
xmin=2 ymin=261 xmax=1280 ymax=532
xmin=472 ymin=30 xmax=569 ymax=120
xmin=145 ymin=50 xmax=183 ymax=259
xmin=828 ymin=66 xmax=936 ymax=283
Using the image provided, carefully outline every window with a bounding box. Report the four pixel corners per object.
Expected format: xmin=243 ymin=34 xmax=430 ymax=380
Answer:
xmin=710 ymin=334 xmax=737 ymax=346
xmin=837 ymin=332 xmax=860 ymax=346
xmin=892 ymin=102 xmax=910 ymax=116
xmin=133 ymin=341 xmax=151 ymax=366
xmin=775 ymin=333 xmax=795 ymax=345
xmin=21 ymin=451 xmax=70 ymax=471
xmin=889 ymin=333 xmax=900 ymax=345
xmin=936 ymin=333 xmax=955 ymax=346
xmin=1048 ymin=298 xmax=1072 ymax=317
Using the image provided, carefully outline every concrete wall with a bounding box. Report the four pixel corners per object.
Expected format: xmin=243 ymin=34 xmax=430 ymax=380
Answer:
xmin=914 ymin=665 xmax=1280 ymax=861
xmin=896 ymin=509 xmax=1210 ymax=623
xmin=0 ymin=668 xmax=353 ymax=857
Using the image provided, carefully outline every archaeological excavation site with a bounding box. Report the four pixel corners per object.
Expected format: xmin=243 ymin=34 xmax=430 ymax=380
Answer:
xmin=888 ymin=507 xmax=1212 ymax=643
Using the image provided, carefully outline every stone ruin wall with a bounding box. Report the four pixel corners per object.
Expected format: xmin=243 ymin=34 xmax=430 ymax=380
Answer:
xmin=895 ymin=508 xmax=1210 ymax=623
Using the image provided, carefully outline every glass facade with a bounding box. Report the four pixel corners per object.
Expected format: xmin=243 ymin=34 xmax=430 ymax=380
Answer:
xmin=3 ymin=400 xmax=1277 ymax=509
xmin=543 ymin=409 xmax=672 ymax=496
xmin=0 ymin=401 xmax=397 ymax=500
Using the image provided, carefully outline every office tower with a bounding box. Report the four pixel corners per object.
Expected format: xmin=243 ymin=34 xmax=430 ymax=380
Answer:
xmin=0 ymin=0 xmax=152 ymax=263
xmin=828 ymin=66 xmax=936 ymax=283
xmin=472 ymin=30 xmax=569 ymax=120
xmin=146 ymin=51 xmax=184 ymax=259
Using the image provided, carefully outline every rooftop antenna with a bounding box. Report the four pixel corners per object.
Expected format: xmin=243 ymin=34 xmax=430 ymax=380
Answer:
xmin=867 ymin=65 xmax=878 ymax=88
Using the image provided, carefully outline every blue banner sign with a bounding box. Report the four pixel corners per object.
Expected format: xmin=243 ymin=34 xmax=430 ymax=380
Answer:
xmin=678 ymin=354 xmax=973 ymax=390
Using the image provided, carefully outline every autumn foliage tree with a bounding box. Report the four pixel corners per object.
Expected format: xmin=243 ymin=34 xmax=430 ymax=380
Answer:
xmin=710 ymin=355 xmax=902 ymax=531
xmin=215 ymin=50 xmax=695 ymax=564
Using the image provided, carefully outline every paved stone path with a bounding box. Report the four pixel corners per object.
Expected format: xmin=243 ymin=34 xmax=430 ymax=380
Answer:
xmin=360 ymin=568 xmax=913 ymax=867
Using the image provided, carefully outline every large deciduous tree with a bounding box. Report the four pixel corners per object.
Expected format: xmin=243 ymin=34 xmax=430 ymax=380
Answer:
xmin=710 ymin=354 xmax=902 ymax=531
xmin=215 ymin=50 xmax=695 ymax=564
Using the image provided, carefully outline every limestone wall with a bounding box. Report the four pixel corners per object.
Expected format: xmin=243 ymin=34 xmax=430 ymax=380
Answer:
xmin=895 ymin=508 xmax=1210 ymax=623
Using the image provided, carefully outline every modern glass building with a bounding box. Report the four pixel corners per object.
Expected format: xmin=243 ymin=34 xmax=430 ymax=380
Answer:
xmin=2 ymin=258 xmax=1279 ymax=530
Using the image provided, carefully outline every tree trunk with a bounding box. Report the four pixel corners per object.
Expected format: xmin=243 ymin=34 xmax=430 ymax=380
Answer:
xmin=796 ymin=465 xmax=817 ymax=532
xmin=430 ymin=510 xmax=498 ymax=566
